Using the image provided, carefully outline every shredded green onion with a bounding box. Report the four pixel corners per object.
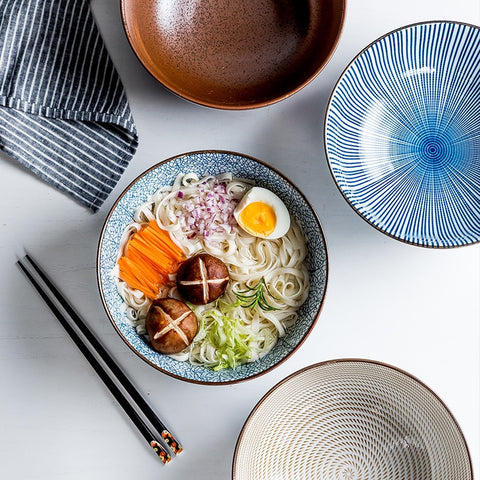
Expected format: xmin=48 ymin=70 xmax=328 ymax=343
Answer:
xmin=233 ymin=277 xmax=279 ymax=311
xmin=192 ymin=299 xmax=275 ymax=371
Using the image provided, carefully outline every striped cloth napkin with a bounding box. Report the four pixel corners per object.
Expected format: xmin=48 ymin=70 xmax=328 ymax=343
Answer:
xmin=0 ymin=0 xmax=138 ymax=212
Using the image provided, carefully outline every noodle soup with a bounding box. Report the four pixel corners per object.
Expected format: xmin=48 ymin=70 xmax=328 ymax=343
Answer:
xmin=98 ymin=151 xmax=327 ymax=384
xmin=114 ymin=173 xmax=309 ymax=371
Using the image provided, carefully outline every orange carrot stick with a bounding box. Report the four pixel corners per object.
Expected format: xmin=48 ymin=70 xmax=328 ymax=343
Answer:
xmin=118 ymin=221 xmax=186 ymax=300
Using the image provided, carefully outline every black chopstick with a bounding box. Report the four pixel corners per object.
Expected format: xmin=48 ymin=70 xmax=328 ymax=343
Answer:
xmin=23 ymin=253 xmax=183 ymax=456
xmin=17 ymin=254 xmax=182 ymax=464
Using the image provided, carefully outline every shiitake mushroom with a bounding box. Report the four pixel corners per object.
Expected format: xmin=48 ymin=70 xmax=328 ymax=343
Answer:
xmin=146 ymin=298 xmax=198 ymax=354
xmin=176 ymin=253 xmax=229 ymax=305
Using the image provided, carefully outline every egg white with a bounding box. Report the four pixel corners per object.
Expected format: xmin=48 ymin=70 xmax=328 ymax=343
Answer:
xmin=233 ymin=187 xmax=291 ymax=239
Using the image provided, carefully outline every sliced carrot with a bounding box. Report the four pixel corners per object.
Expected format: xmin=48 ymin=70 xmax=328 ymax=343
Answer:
xmin=118 ymin=220 xmax=186 ymax=300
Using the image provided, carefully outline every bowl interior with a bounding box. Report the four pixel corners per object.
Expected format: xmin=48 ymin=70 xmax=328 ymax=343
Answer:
xmin=121 ymin=0 xmax=345 ymax=108
xmin=233 ymin=360 xmax=472 ymax=480
xmin=97 ymin=151 xmax=328 ymax=384
xmin=325 ymin=22 xmax=480 ymax=247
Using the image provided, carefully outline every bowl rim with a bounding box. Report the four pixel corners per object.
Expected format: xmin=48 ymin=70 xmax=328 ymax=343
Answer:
xmin=324 ymin=20 xmax=480 ymax=249
xmin=232 ymin=357 xmax=474 ymax=479
xmin=119 ymin=0 xmax=347 ymax=110
xmin=96 ymin=149 xmax=329 ymax=385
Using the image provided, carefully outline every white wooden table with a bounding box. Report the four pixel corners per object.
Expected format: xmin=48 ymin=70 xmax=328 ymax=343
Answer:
xmin=1 ymin=1 xmax=478 ymax=478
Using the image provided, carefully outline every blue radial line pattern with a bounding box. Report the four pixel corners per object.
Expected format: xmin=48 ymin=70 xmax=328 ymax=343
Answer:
xmin=325 ymin=21 xmax=480 ymax=247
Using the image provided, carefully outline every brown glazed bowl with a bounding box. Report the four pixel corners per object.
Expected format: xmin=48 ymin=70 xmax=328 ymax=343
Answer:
xmin=121 ymin=0 xmax=346 ymax=109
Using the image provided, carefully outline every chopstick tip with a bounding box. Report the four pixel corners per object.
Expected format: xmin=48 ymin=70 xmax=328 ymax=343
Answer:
xmin=150 ymin=440 xmax=172 ymax=464
xmin=161 ymin=430 xmax=183 ymax=455
xmin=14 ymin=246 xmax=27 ymax=263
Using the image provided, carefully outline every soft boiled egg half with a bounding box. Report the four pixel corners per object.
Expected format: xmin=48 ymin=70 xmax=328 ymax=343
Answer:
xmin=234 ymin=187 xmax=290 ymax=239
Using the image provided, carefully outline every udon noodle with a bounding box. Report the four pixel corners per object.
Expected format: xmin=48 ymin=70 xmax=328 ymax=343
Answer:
xmin=114 ymin=173 xmax=309 ymax=370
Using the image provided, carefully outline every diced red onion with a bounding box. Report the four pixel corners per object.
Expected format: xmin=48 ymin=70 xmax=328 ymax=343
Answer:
xmin=175 ymin=179 xmax=238 ymax=241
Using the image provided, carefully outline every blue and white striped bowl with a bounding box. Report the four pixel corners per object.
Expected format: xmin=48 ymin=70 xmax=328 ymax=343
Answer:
xmin=97 ymin=151 xmax=328 ymax=384
xmin=325 ymin=21 xmax=480 ymax=248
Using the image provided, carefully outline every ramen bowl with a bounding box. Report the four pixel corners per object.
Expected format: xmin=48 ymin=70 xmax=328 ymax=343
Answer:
xmin=121 ymin=0 xmax=345 ymax=109
xmin=233 ymin=359 xmax=473 ymax=480
xmin=97 ymin=151 xmax=328 ymax=384
xmin=325 ymin=21 xmax=480 ymax=248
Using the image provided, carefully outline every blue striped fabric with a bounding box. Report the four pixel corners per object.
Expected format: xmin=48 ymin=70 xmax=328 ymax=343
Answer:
xmin=0 ymin=0 xmax=138 ymax=212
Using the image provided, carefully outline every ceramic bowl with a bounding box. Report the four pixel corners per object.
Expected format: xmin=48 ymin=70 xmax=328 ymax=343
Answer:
xmin=120 ymin=0 xmax=345 ymax=109
xmin=97 ymin=151 xmax=328 ymax=384
xmin=233 ymin=359 xmax=473 ymax=480
xmin=325 ymin=21 xmax=480 ymax=248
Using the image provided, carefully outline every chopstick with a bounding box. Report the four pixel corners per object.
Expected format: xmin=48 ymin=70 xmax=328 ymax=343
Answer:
xmin=17 ymin=253 xmax=183 ymax=464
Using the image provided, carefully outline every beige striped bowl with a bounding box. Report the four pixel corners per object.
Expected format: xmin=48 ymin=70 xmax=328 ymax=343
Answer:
xmin=233 ymin=359 xmax=472 ymax=480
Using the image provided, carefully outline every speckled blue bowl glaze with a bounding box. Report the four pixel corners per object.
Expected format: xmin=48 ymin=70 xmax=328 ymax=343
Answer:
xmin=97 ymin=151 xmax=328 ymax=384
xmin=325 ymin=21 xmax=480 ymax=248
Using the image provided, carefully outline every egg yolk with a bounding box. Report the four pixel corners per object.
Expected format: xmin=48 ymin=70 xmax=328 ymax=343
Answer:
xmin=238 ymin=201 xmax=277 ymax=237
